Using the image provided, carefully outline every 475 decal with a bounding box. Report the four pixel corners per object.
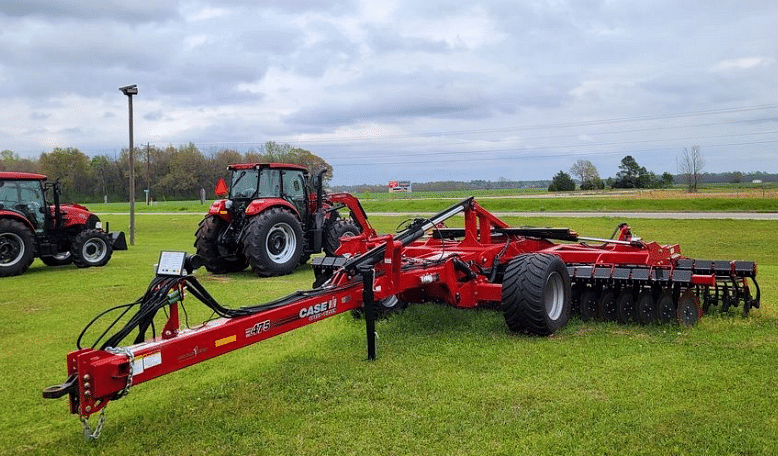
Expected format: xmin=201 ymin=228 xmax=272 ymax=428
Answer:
xmin=245 ymin=320 xmax=270 ymax=338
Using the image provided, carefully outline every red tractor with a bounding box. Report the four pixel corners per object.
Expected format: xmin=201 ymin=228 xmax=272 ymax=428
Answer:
xmin=194 ymin=163 xmax=374 ymax=276
xmin=0 ymin=172 xmax=127 ymax=277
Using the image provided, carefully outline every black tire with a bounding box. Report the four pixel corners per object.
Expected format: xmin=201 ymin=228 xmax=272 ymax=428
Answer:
xmin=352 ymin=295 xmax=409 ymax=320
xmin=0 ymin=218 xmax=36 ymax=277
xmin=598 ymin=288 xmax=618 ymax=321
xmin=677 ymin=289 xmax=702 ymax=326
xmin=636 ymin=290 xmax=656 ymax=325
xmin=72 ymin=229 xmax=113 ymax=268
xmin=656 ymin=288 xmax=676 ymax=324
xmin=194 ymin=215 xmax=248 ymax=273
xmin=323 ymin=219 xmax=360 ymax=257
xmin=616 ymin=290 xmax=637 ymax=324
xmin=579 ymin=288 xmax=598 ymax=322
xmin=502 ymin=253 xmax=571 ymax=336
xmin=41 ymin=251 xmax=73 ymax=267
xmin=244 ymin=208 xmax=304 ymax=277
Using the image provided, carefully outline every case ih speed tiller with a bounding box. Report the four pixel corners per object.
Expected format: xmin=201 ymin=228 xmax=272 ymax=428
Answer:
xmin=43 ymin=197 xmax=760 ymax=439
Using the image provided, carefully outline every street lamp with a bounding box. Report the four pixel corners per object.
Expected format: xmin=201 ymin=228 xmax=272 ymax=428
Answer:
xmin=119 ymin=84 xmax=137 ymax=246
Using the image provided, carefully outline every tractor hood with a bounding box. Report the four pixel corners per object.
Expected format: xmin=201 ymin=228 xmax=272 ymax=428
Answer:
xmin=53 ymin=203 xmax=93 ymax=228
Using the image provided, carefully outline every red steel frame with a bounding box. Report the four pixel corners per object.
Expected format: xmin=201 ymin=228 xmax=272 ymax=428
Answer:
xmin=46 ymin=197 xmax=749 ymax=423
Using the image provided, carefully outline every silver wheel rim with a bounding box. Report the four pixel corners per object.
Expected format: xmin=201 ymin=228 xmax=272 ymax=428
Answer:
xmin=545 ymin=271 xmax=565 ymax=320
xmin=380 ymin=295 xmax=399 ymax=309
xmin=0 ymin=232 xmax=25 ymax=266
xmin=266 ymin=222 xmax=296 ymax=264
xmin=82 ymin=238 xmax=107 ymax=262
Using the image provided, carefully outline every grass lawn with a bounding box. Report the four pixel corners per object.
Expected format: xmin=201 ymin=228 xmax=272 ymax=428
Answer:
xmin=1 ymin=210 xmax=776 ymax=455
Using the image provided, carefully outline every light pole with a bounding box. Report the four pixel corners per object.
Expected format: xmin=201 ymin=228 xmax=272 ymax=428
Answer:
xmin=119 ymin=84 xmax=138 ymax=246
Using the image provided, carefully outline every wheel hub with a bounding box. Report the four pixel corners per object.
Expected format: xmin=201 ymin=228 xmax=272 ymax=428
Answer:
xmin=544 ymin=271 xmax=564 ymax=320
xmin=266 ymin=223 xmax=297 ymax=263
xmin=82 ymin=239 xmax=107 ymax=262
xmin=0 ymin=233 xmax=24 ymax=265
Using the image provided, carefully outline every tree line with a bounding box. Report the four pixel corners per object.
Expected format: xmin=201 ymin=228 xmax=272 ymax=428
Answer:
xmin=3 ymin=144 xmax=774 ymax=201
xmin=549 ymin=155 xmax=675 ymax=192
xmin=0 ymin=143 xmax=331 ymax=203
xmin=547 ymin=147 xmax=777 ymax=192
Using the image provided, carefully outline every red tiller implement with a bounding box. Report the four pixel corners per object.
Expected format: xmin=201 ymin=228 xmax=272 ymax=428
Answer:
xmin=43 ymin=197 xmax=760 ymax=439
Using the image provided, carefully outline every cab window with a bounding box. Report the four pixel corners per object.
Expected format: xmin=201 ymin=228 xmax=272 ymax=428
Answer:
xmin=282 ymin=170 xmax=305 ymax=200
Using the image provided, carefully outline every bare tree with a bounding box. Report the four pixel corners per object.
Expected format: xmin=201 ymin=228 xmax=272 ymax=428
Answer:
xmin=570 ymin=159 xmax=602 ymax=190
xmin=678 ymin=145 xmax=704 ymax=192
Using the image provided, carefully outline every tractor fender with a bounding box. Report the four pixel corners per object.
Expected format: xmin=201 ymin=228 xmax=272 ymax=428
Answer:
xmin=245 ymin=199 xmax=300 ymax=219
xmin=206 ymin=199 xmax=232 ymax=222
xmin=0 ymin=210 xmax=36 ymax=233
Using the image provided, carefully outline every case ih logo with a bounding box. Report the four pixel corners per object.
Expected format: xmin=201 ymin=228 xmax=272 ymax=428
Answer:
xmin=299 ymin=298 xmax=337 ymax=321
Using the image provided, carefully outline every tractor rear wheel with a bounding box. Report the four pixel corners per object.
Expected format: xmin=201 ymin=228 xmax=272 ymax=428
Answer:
xmin=323 ymin=220 xmax=360 ymax=257
xmin=194 ymin=215 xmax=248 ymax=273
xmin=0 ymin=218 xmax=35 ymax=277
xmin=72 ymin=229 xmax=113 ymax=268
xmin=502 ymin=253 xmax=571 ymax=336
xmin=244 ymin=208 xmax=303 ymax=277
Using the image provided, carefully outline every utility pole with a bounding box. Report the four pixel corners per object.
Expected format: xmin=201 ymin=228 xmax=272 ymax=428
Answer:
xmin=146 ymin=143 xmax=151 ymax=205
xmin=119 ymin=84 xmax=138 ymax=245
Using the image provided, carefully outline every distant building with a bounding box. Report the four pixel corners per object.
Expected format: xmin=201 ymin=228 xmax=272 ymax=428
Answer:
xmin=752 ymin=179 xmax=763 ymax=184
xmin=388 ymin=180 xmax=412 ymax=192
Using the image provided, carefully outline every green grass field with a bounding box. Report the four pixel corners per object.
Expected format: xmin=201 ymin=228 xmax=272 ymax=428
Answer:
xmin=89 ymin=185 xmax=778 ymax=215
xmin=1 ymin=209 xmax=777 ymax=455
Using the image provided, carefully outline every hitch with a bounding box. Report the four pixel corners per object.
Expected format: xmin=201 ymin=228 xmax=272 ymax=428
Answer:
xmin=42 ymin=373 xmax=78 ymax=399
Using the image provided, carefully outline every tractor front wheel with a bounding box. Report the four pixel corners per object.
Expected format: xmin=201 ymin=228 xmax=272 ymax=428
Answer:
xmin=244 ymin=208 xmax=303 ymax=277
xmin=323 ymin=219 xmax=360 ymax=256
xmin=194 ymin=215 xmax=248 ymax=273
xmin=502 ymin=253 xmax=571 ymax=336
xmin=72 ymin=229 xmax=113 ymax=268
xmin=0 ymin=218 xmax=35 ymax=277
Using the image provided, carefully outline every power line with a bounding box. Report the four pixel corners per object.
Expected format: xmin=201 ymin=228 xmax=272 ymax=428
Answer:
xmin=187 ymin=103 xmax=778 ymax=149
xmin=278 ymin=103 xmax=778 ymax=144
xmin=330 ymin=138 xmax=778 ymax=166
xmin=324 ymin=129 xmax=778 ymax=162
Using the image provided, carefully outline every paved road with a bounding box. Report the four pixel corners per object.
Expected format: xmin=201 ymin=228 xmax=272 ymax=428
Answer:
xmin=492 ymin=211 xmax=778 ymax=220
xmin=102 ymin=211 xmax=778 ymax=220
xmin=367 ymin=211 xmax=778 ymax=220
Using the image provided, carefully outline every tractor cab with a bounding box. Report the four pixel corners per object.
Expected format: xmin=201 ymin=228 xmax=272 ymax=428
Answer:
xmin=0 ymin=174 xmax=48 ymax=232
xmin=222 ymin=163 xmax=310 ymax=222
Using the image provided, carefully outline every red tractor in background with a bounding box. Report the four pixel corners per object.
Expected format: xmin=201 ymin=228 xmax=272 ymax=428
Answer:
xmin=0 ymin=172 xmax=127 ymax=277
xmin=195 ymin=163 xmax=375 ymax=276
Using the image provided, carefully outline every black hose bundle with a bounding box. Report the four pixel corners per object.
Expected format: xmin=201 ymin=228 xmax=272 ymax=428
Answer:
xmin=76 ymin=274 xmax=301 ymax=351
xmin=77 ymin=275 xmax=186 ymax=350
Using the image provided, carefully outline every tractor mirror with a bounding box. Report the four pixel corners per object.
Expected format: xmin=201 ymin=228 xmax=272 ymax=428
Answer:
xmin=214 ymin=178 xmax=228 ymax=196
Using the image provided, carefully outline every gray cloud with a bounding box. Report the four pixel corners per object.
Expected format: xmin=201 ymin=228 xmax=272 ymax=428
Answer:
xmin=0 ymin=0 xmax=181 ymax=22
xmin=0 ymin=0 xmax=776 ymax=185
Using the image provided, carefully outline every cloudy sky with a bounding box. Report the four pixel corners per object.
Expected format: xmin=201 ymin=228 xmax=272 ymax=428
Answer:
xmin=1 ymin=1 xmax=776 ymax=186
